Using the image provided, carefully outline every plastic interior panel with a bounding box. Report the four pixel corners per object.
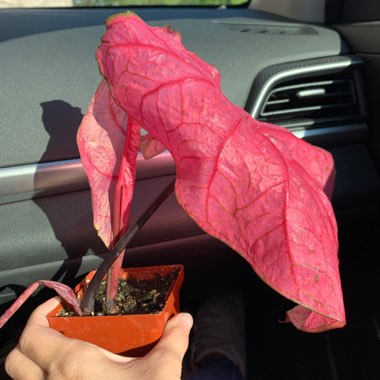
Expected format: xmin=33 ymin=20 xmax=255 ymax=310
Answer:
xmin=0 ymin=8 xmax=345 ymax=168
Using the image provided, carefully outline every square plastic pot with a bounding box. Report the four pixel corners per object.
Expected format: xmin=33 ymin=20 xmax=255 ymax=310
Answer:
xmin=47 ymin=264 xmax=184 ymax=356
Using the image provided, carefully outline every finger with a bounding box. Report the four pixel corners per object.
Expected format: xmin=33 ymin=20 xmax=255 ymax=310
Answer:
xmin=18 ymin=297 xmax=82 ymax=370
xmin=5 ymin=345 xmax=44 ymax=380
xmin=148 ymin=313 xmax=193 ymax=367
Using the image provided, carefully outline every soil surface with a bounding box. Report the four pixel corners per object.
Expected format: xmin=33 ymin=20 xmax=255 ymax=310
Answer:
xmin=59 ymin=269 xmax=179 ymax=317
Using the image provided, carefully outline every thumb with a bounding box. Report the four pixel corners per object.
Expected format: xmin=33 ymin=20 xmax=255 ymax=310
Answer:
xmin=147 ymin=313 xmax=193 ymax=370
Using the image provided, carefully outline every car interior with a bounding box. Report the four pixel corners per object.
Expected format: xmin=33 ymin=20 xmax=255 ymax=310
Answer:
xmin=1 ymin=0 xmax=380 ymax=378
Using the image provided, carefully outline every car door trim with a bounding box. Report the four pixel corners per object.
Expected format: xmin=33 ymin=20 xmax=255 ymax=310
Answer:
xmin=0 ymin=151 xmax=176 ymax=205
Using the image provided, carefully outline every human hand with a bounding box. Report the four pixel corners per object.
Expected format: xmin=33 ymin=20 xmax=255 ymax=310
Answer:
xmin=5 ymin=297 xmax=193 ymax=380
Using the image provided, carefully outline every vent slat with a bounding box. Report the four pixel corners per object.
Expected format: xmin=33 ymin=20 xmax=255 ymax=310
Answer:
xmin=263 ymin=103 xmax=356 ymax=117
xmin=296 ymin=88 xmax=326 ymax=98
xmin=266 ymin=99 xmax=290 ymax=105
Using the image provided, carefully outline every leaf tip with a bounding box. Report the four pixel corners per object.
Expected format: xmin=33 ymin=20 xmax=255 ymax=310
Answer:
xmin=105 ymin=11 xmax=140 ymax=26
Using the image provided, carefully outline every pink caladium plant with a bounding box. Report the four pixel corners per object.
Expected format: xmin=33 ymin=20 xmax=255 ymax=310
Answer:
xmin=77 ymin=12 xmax=345 ymax=332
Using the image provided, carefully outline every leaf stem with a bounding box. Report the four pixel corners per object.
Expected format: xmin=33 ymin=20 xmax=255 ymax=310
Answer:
xmin=81 ymin=179 xmax=176 ymax=315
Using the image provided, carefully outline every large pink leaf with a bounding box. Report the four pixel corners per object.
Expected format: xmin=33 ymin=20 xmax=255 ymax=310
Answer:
xmin=80 ymin=12 xmax=345 ymax=332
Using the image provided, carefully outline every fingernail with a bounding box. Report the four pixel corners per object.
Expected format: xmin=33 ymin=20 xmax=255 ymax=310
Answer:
xmin=179 ymin=313 xmax=193 ymax=329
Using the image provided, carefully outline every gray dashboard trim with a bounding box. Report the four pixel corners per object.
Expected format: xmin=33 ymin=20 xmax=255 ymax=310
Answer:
xmin=0 ymin=152 xmax=175 ymax=205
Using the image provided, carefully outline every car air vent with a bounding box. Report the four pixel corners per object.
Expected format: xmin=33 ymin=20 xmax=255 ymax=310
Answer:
xmin=258 ymin=74 xmax=362 ymax=128
xmin=218 ymin=23 xmax=317 ymax=36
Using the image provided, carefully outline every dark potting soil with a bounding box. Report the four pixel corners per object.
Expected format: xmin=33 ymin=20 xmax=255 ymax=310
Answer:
xmin=59 ymin=269 xmax=179 ymax=317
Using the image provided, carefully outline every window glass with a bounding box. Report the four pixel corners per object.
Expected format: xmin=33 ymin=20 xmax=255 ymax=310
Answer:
xmin=0 ymin=0 xmax=247 ymax=7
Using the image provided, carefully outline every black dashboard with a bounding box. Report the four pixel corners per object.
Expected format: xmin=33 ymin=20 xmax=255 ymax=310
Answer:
xmin=0 ymin=8 xmax=347 ymax=166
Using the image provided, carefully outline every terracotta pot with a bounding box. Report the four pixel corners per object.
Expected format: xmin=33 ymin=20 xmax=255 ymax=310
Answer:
xmin=47 ymin=264 xmax=184 ymax=356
